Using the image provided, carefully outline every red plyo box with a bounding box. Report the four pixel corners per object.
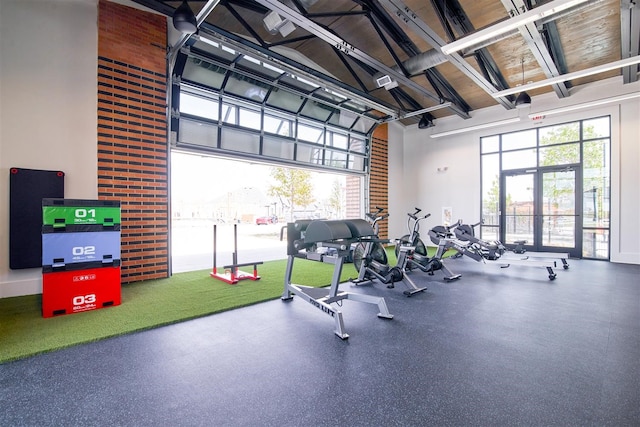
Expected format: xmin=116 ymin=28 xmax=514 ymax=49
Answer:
xmin=42 ymin=265 xmax=121 ymax=318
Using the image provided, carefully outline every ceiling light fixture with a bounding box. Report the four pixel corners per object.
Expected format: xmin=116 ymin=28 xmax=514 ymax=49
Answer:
xmin=173 ymin=0 xmax=197 ymax=33
xmin=429 ymin=117 xmax=521 ymax=138
xmin=418 ymin=116 xmax=434 ymax=129
xmin=492 ymin=55 xmax=640 ymax=98
xmin=515 ymin=58 xmax=531 ymax=109
xmin=440 ymin=0 xmax=590 ymax=55
xmin=263 ymin=10 xmax=296 ymax=37
xmin=403 ymin=102 xmax=453 ymax=119
xmin=527 ymin=92 xmax=640 ymax=118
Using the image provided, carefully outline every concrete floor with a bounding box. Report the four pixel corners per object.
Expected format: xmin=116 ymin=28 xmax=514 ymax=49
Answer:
xmin=1 ymin=257 xmax=639 ymax=426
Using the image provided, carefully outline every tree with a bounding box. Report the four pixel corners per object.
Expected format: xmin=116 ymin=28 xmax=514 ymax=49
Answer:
xmin=483 ymin=176 xmax=500 ymax=216
xmin=539 ymin=123 xmax=606 ymax=212
xmin=483 ymin=175 xmax=512 ymax=225
xmin=539 ymin=123 xmax=601 ymax=167
xmin=268 ymin=167 xmax=314 ymax=220
xmin=327 ymin=179 xmax=344 ymax=218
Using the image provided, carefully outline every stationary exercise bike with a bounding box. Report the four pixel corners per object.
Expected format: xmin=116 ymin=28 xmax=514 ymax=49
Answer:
xmin=351 ymin=208 xmax=427 ymax=296
xmin=396 ymin=208 xmax=462 ymax=281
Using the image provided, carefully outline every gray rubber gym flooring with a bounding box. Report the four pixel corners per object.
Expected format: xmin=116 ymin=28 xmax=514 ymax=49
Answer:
xmin=1 ymin=257 xmax=639 ymax=426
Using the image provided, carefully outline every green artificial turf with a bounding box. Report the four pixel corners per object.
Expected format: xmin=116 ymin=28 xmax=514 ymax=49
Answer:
xmin=0 ymin=255 xmax=370 ymax=364
xmin=0 ymin=244 xmax=456 ymax=364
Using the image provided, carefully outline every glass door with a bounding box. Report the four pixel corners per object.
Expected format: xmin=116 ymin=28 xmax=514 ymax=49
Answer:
xmin=539 ymin=168 xmax=580 ymax=256
xmin=502 ymin=172 xmax=535 ymax=249
xmin=501 ymin=167 xmax=581 ymax=257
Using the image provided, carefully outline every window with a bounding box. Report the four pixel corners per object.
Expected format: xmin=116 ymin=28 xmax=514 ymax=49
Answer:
xmin=181 ymin=92 xmax=219 ymax=121
xmin=297 ymin=122 xmax=324 ymax=144
xmin=480 ymin=116 xmax=611 ymax=259
xmin=239 ymin=108 xmax=261 ymax=130
xmin=264 ymin=114 xmax=292 ymax=137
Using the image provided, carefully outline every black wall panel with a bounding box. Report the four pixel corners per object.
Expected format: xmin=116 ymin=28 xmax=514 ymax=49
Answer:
xmin=9 ymin=168 xmax=65 ymax=269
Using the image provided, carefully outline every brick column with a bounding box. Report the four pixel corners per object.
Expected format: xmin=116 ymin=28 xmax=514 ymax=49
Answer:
xmin=97 ymin=0 xmax=168 ymax=282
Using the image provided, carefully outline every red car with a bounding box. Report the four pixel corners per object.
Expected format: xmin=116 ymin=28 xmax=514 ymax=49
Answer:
xmin=256 ymin=216 xmax=277 ymax=225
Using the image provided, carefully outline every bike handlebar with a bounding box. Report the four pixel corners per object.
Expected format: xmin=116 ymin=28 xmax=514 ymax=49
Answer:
xmin=408 ymin=208 xmax=430 ymax=221
xmin=365 ymin=209 xmax=389 ymax=223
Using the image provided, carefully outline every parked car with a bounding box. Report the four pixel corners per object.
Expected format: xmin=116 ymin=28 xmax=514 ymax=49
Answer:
xmin=256 ymin=215 xmax=277 ymax=225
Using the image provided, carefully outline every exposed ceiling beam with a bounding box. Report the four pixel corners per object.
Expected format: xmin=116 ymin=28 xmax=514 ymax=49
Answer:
xmin=224 ymin=2 xmax=268 ymax=47
xmin=195 ymin=29 xmax=400 ymax=118
xmin=400 ymin=102 xmax=453 ymax=119
xmin=621 ymin=0 xmax=640 ymax=83
xmin=367 ymin=11 xmax=411 ymax=75
xmin=454 ymin=0 xmax=605 ymax=56
xmin=361 ymin=0 xmax=471 ymax=118
xmin=542 ymin=21 xmax=570 ymax=81
xmin=378 ymin=0 xmax=514 ymax=109
xmin=432 ymin=0 xmax=511 ymax=98
xmin=440 ymin=0 xmax=591 ymax=54
xmin=251 ymin=0 xmax=471 ymax=118
xmin=492 ymin=55 xmax=640 ymax=97
xmin=504 ymin=0 xmax=570 ymax=98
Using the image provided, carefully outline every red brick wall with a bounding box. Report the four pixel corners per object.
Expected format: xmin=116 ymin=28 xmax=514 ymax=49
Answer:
xmin=97 ymin=0 xmax=168 ymax=283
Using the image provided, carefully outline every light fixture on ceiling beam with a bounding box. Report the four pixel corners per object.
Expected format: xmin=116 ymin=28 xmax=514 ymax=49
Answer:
xmin=173 ymin=0 xmax=197 ymax=33
xmin=515 ymin=58 xmax=531 ymax=109
xmin=440 ymin=0 xmax=590 ymax=55
xmin=402 ymin=102 xmax=453 ymax=119
xmin=527 ymin=92 xmax=640 ymax=118
xmin=418 ymin=116 xmax=434 ymax=129
xmin=263 ymin=10 xmax=296 ymax=37
xmin=169 ymin=0 xmax=221 ymax=63
xmin=492 ymin=55 xmax=640 ymax=98
xmin=429 ymin=117 xmax=521 ymax=138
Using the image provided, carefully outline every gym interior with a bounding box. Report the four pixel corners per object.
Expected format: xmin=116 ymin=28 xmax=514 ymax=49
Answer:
xmin=1 ymin=1 xmax=639 ymax=426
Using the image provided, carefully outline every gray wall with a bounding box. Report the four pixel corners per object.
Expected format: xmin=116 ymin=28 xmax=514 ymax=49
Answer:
xmin=0 ymin=0 xmax=99 ymax=298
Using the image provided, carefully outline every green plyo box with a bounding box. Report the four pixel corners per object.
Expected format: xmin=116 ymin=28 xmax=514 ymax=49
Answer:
xmin=42 ymin=199 xmax=121 ymax=228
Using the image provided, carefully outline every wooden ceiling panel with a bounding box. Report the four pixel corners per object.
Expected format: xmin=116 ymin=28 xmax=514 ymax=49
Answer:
xmin=369 ymin=86 xmax=405 ymax=108
xmin=329 ymin=11 xmax=411 ymax=66
xmin=555 ymin=0 xmax=621 ymax=85
xmin=393 ymin=0 xmax=447 ymax=50
xmin=455 ymin=0 xmax=511 ymax=34
xmin=293 ymin=38 xmax=363 ymax=84
xmin=433 ymin=61 xmax=500 ymax=109
xmin=306 ymin=0 xmax=356 ymax=15
xmin=139 ymin=0 xmax=628 ymax=121
xmin=198 ymin=3 xmax=292 ymax=46
xmin=485 ymin=35 xmax=551 ymax=92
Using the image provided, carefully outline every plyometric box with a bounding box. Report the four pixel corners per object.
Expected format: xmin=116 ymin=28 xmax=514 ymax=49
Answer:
xmin=42 ymin=198 xmax=121 ymax=230
xmin=42 ymin=231 xmax=121 ymax=268
xmin=42 ymin=265 xmax=121 ymax=318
